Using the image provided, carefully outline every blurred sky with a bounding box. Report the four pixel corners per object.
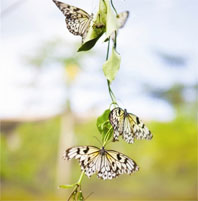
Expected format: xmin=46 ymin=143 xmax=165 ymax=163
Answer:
xmin=1 ymin=0 xmax=197 ymax=121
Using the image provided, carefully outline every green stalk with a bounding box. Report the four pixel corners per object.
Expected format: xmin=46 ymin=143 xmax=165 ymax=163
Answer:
xmin=77 ymin=172 xmax=84 ymax=185
xmin=106 ymin=39 xmax=117 ymax=104
xmin=110 ymin=0 xmax=118 ymax=15
xmin=103 ymin=127 xmax=113 ymax=147
xmin=106 ymin=38 xmax=111 ymax=60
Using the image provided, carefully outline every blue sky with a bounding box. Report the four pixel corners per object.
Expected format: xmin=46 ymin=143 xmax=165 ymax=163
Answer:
xmin=1 ymin=0 xmax=197 ymax=121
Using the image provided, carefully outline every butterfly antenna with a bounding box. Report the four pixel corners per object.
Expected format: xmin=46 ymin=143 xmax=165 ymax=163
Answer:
xmin=117 ymin=98 xmax=124 ymax=109
xmin=104 ymin=140 xmax=112 ymax=147
xmin=105 ymin=127 xmax=114 ymax=147
xmin=109 ymin=102 xmax=119 ymax=110
xmin=91 ymin=0 xmax=97 ymax=14
xmin=84 ymin=192 xmax=94 ymax=200
xmin=93 ymin=136 xmax=102 ymax=146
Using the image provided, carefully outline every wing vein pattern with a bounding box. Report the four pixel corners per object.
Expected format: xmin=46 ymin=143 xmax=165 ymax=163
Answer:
xmin=53 ymin=0 xmax=93 ymax=42
xmin=64 ymin=146 xmax=139 ymax=180
xmin=109 ymin=107 xmax=153 ymax=143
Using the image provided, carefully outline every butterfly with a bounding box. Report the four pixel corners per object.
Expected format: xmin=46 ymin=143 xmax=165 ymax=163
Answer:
xmin=111 ymin=11 xmax=129 ymax=41
xmin=53 ymin=0 xmax=93 ymax=42
xmin=117 ymin=11 xmax=129 ymax=29
xmin=109 ymin=107 xmax=153 ymax=144
xmin=64 ymin=146 xmax=139 ymax=180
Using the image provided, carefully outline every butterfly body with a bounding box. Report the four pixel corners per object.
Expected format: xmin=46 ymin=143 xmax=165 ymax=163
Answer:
xmin=109 ymin=107 xmax=153 ymax=143
xmin=64 ymin=146 xmax=139 ymax=180
xmin=53 ymin=0 xmax=93 ymax=42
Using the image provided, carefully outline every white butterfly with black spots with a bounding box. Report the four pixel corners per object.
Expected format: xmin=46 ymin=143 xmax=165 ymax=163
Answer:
xmin=53 ymin=0 xmax=93 ymax=42
xmin=64 ymin=146 xmax=139 ymax=180
xmin=109 ymin=107 xmax=153 ymax=144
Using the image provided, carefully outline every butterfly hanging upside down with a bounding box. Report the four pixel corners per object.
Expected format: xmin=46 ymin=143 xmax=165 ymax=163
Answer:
xmin=109 ymin=107 xmax=153 ymax=144
xmin=64 ymin=146 xmax=139 ymax=180
xmin=53 ymin=0 xmax=129 ymax=43
xmin=53 ymin=0 xmax=94 ymax=42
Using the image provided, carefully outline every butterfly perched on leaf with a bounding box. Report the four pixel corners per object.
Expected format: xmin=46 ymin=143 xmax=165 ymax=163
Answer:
xmin=109 ymin=107 xmax=153 ymax=143
xmin=53 ymin=0 xmax=93 ymax=42
xmin=64 ymin=146 xmax=139 ymax=180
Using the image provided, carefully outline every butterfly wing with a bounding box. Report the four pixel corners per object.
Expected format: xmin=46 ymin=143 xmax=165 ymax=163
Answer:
xmin=64 ymin=146 xmax=100 ymax=177
xmin=105 ymin=150 xmax=139 ymax=178
xmin=109 ymin=107 xmax=125 ymax=141
xmin=111 ymin=11 xmax=129 ymax=41
xmin=127 ymin=113 xmax=153 ymax=141
xmin=53 ymin=0 xmax=92 ymax=41
xmin=110 ymin=108 xmax=153 ymax=143
xmin=122 ymin=115 xmax=135 ymax=143
xmin=117 ymin=11 xmax=129 ymax=29
xmin=64 ymin=146 xmax=139 ymax=180
xmin=97 ymin=150 xmax=139 ymax=180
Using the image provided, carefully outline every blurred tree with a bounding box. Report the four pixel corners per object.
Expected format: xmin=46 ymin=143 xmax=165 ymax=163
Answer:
xmin=25 ymin=38 xmax=94 ymax=194
xmin=145 ymin=83 xmax=196 ymax=116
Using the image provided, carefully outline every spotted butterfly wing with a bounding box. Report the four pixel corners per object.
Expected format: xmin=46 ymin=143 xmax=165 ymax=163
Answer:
xmin=53 ymin=0 xmax=93 ymax=42
xmin=127 ymin=112 xmax=153 ymax=140
xmin=108 ymin=107 xmax=125 ymax=141
xmin=64 ymin=146 xmax=139 ymax=180
xmin=109 ymin=107 xmax=153 ymax=143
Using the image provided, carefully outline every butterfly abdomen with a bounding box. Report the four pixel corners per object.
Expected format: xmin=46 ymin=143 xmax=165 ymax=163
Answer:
xmin=124 ymin=109 xmax=128 ymax=117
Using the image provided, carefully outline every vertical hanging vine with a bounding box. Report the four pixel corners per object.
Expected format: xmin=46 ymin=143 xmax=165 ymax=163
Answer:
xmin=53 ymin=0 xmax=153 ymax=200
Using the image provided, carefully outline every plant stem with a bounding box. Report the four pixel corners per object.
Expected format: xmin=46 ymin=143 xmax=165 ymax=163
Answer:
xmin=106 ymin=38 xmax=110 ymax=60
xmin=113 ymin=31 xmax=117 ymax=49
xmin=106 ymin=39 xmax=117 ymax=104
xmin=77 ymin=172 xmax=84 ymax=185
xmin=103 ymin=127 xmax=113 ymax=147
xmin=110 ymin=0 xmax=118 ymax=15
xmin=107 ymin=80 xmax=117 ymax=103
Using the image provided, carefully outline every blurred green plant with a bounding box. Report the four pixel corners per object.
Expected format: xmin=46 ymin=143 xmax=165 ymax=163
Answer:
xmin=1 ymin=109 xmax=196 ymax=200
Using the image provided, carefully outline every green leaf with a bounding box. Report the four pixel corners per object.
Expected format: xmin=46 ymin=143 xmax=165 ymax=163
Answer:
xmin=94 ymin=0 xmax=107 ymax=28
xmin=59 ymin=184 xmax=75 ymax=189
xmin=96 ymin=109 xmax=110 ymax=133
xmin=103 ymin=47 xmax=121 ymax=83
xmin=96 ymin=109 xmax=113 ymax=144
xmin=78 ymin=0 xmax=107 ymax=52
xmin=77 ymin=191 xmax=84 ymax=201
xmin=104 ymin=0 xmax=119 ymax=38
xmin=77 ymin=33 xmax=103 ymax=52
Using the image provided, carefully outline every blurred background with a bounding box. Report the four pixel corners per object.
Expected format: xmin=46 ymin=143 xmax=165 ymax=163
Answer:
xmin=0 ymin=0 xmax=197 ymax=200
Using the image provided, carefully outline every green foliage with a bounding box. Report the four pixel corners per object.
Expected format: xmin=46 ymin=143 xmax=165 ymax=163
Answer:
xmin=103 ymin=47 xmax=121 ymax=83
xmin=104 ymin=0 xmax=119 ymax=38
xmin=78 ymin=0 xmax=107 ymax=51
xmin=78 ymin=33 xmax=103 ymax=52
xmin=0 ymin=111 xmax=196 ymax=200
xmin=77 ymin=190 xmax=84 ymax=201
xmin=78 ymin=0 xmax=120 ymax=51
xmin=59 ymin=184 xmax=75 ymax=189
xmin=1 ymin=117 xmax=60 ymax=195
xmin=96 ymin=109 xmax=113 ymax=144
